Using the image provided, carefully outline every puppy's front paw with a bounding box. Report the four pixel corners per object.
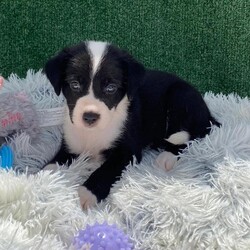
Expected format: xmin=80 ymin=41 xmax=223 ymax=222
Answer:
xmin=78 ymin=186 xmax=97 ymax=210
xmin=155 ymin=151 xmax=177 ymax=171
xmin=43 ymin=163 xmax=58 ymax=173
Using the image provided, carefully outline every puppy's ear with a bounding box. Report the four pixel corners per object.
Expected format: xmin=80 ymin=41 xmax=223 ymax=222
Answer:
xmin=44 ymin=50 xmax=70 ymax=96
xmin=123 ymin=54 xmax=145 ymax=100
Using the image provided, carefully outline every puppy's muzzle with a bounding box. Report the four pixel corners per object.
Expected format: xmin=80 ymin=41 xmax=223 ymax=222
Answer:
xmin=82 ymin=112 xmax=100 ymax=126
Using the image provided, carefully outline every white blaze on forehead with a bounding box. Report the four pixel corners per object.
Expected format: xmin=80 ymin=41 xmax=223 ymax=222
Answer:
xmin=87 ymin=41 xmax=108 ymax=76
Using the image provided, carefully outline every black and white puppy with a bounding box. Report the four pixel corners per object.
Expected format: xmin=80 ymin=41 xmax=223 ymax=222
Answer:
xmin=44 ymin=41 xmax=219 ymax=209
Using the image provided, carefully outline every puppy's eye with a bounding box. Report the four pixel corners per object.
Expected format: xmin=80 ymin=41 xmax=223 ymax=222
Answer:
xmin=104 ymin=83 xmax=118 ymax=95
xmin=70 ymin=81 xmax=81 ymax=91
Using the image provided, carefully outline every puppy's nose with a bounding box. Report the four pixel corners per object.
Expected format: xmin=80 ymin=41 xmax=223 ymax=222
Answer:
xmin=83 ymin=112 xmax=100 ymax=125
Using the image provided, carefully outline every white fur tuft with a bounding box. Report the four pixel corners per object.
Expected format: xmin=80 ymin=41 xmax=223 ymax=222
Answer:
xmin=166 ymin=131 xmax=190 ymax=145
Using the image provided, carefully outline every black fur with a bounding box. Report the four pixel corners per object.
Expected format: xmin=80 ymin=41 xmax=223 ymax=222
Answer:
xmin=45 ymin=41 xmax=219 ymax=203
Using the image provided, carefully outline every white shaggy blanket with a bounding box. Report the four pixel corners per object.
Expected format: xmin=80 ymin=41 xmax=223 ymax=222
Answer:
xmin=0 ymin=71 xmax=250 ymax=250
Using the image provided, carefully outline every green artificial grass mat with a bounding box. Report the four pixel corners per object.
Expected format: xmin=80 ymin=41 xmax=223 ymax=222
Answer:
xmin=0 ymin=0 xmax=249 ymax=96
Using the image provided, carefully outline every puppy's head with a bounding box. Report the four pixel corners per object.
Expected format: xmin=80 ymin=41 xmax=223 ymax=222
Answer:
xmin=45 ymin=41 xmax=145 ymax=130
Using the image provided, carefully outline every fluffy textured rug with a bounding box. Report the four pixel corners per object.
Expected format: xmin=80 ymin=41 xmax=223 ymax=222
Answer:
xmin=0 ymin=71 xmax=250 ymax=250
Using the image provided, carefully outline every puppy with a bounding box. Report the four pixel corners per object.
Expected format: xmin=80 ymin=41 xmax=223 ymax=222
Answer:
xmin=44 ymin=41 xmax=219 ymax=209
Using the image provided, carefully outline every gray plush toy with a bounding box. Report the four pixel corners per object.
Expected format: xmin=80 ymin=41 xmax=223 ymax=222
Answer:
xmin=0 ymin=76 xmax=38 ymax=144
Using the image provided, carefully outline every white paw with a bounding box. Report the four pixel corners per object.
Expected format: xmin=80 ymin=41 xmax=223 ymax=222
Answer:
xmin=43 ymin=163 xmax=58 ymax=173
xmin=155 ymin=151 xmax=177 ymax=171
xmin=78 ymin=186 xmax=97 ymax=210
